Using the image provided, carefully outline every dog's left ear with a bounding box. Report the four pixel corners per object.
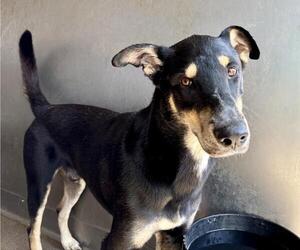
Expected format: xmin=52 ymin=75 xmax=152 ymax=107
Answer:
xmin=112 ymin=44 xmax=172 ymax=77
xmin=219 ymin=26 xmax=260 ymax=64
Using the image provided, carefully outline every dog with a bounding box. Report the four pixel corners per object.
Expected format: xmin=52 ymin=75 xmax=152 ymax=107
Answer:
xmin=19 ymin=26 xmax=259 ymax=250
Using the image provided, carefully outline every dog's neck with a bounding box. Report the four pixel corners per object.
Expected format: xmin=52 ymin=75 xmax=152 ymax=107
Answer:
xmin=134 ymin=88 xmax=211 ymax=187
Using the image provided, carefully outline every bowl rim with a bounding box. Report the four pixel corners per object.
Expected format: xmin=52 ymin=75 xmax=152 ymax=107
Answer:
xmin=184 ymin=213 xmax=300 ymax=249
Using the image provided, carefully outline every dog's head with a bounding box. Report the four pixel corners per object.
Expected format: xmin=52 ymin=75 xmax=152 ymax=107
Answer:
xmin=112 ymin=26 xmax=260 ymax=158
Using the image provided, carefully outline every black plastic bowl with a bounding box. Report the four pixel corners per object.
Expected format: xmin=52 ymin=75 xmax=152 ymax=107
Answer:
xmin=184 ymin=214 xmax=300 ymax=250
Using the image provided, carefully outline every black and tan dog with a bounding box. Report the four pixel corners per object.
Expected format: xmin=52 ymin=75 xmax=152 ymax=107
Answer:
xmin=19 ymin=26 xmax=259 ymax=250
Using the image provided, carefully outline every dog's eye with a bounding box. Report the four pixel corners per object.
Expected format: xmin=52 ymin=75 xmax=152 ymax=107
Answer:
xmin=180 ymin=77 xmax=192 ymax=86
xmin=228 ymin=67 xmax=237 ymax=77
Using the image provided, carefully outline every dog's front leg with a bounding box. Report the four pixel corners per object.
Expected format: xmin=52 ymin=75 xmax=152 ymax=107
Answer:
xmin=155 ymin=227 xmax=186 ymax=250
xmin=100 ymin=215 xmax=151 ymax=250
xmin=100 ymin=218 xmax=130 ymax=250
xmin=101 ymin=214 xmax=157 ymax=250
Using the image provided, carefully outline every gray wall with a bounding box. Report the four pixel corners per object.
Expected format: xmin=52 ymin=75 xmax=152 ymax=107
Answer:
xmin=2 ymin=0 xmax=300 ymax=248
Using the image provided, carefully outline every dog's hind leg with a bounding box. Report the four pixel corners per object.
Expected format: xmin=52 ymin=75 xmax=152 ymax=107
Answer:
xmin=24 ymin=125 xmax=60 ymax=250
xmin=27 ymin=182 xmax=53 ymax=250
xmin=57 ymin=168 xmax=86 ymax=250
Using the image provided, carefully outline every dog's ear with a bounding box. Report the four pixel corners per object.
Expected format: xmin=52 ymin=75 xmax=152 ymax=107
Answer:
xmin=112 ymin=44 xmax=172 ymax=77
xmin=219 ymin=26 xmax=260 ymax=65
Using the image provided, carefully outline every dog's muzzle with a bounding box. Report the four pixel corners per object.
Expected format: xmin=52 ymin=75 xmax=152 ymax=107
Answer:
xmin=213 ymin=120 xmax=249 ymax=150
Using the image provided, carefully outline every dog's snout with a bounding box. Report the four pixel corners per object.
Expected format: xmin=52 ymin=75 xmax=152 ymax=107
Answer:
xmin=214 ymin=123 xmax=249 ymax=149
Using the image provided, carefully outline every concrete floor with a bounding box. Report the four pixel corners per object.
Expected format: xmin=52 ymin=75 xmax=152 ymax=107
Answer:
xmin=1 ymin=214 xmax=62 ymax=250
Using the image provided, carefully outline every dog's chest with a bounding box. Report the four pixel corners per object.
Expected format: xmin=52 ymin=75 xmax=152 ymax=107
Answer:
xmin=130 ymin=156 xmax=210 ymax=248
xmin=149 ymin=184 xmax=205 ymax=232
xmin=131 ymin=211 xmax=186 ymax=248
xmin=172 ymin=153 xmax=210 ymax=197
xmin=155 ymin=156 xmax=210 ymax=229
xmin=155 ymin=208 xmax=186 ymax=231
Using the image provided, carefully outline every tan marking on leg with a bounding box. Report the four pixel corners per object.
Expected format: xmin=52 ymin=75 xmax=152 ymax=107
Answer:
xmin=185 ymin=63 xmax=197 ymax=78
xmin=131 ymin=213 xmax=186 ymax=249
xmin=218 ymin=55 xmax=230 ymax=67
xmin=29 ymin=185 xmax=51 ymax=250
xmin=130 ymin=220 xmax=155 ymax=249
xmin=155 ymin=232 xmax=163 ymax=250
xmin=57 ymin=177 xmax=86 ymax=250
xmin=155 ymin=231 xmax=183 ymax=250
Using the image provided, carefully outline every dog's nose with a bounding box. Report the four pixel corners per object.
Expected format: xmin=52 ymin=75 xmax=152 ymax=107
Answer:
xmin=214 ymin=123 xmax=249 ymax=148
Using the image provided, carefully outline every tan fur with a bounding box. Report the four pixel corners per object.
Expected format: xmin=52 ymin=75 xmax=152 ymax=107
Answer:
xmin=156 ymin=215 xmax=186 ymax=231
xmin=155 ymin=232 xmax=183 ymax=250
xmin=155 ymin=232 xmax=164 ymax=250
xmin=240 ymin=52 xmax=249 ymax=63
xmin=236 ymin=96 xmax=243 ymax=112
xmin=130 ymin=225 xmax=153 ymax=248
xmin=168 ymin=94 xmax=208 ymax=163
xmin=29 ymin=170 xmax=60 ymax=250
xmin=125 ymin=47 xmax=163 ymax=76
xmin=125 ymin=47 xmax=160 ymax=65
xmin=184 ymin=129 xmax=204 ymax=162
xmin=185 ymin=63 xmax=197 ymax=78
xmin=218 ymin=55 xmax=230 ymax=67
xmin=137 ymin=97 xmax=211 ymax=250
xmin=131 ymin=87 xmax=213 ymax=250
xmin=131 ymin=214 xmax=185 ymax=249
xmin=229 ymin=29 xmax=250 ymax=63
xmin=181 ymin=110 xmax=208 ymax=163
xmin=142 ymin=55 xmax=163 ymax=75
xmin=29 ymin=185 xmax=51 ymax=250
xmin=184 ymin=127 xmax=205 ymax=162
xmin=57 ymin=176 xmax=85 ymax=250
xmin=168 ymin=94 xmax=178 ymax=114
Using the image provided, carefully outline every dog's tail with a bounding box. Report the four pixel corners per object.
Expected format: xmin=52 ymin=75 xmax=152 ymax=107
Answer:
xmin=19 ymin=30 xmax=49 ymax=117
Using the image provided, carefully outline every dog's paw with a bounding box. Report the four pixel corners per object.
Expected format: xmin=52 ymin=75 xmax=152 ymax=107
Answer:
xmin=61 ymin=236 xmax=82 ymax=250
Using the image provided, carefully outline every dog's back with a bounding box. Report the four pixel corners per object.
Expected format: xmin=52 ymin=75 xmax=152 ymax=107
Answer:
xmin=19 ymin=31 xmax=137 ymax=174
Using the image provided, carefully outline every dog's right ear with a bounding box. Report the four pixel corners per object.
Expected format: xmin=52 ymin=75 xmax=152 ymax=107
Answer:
xmin=112 ymin=44 xmax=173 ymax=78
xmin=219 ymin=26 xmax=260 ymax=65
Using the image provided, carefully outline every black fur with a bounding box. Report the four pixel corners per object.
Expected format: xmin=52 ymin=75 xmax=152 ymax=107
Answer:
xmin=19 ymin=27 xmax=259 ymax=250
xmin=19 ymin=31 xmax=49 ymax=116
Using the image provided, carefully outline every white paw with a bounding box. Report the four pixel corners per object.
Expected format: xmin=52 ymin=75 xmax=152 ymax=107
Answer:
xmin=29 ymin=236 xmax=43 ymax=250
xmin=62 ymin=237 xmax=82 ymax=250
